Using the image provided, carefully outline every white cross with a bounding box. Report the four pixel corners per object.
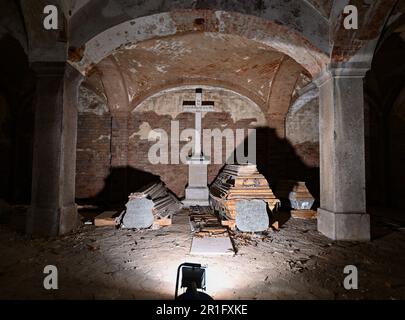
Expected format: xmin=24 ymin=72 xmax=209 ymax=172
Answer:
xmin=182 ymin=88 xmax=214 ymax=157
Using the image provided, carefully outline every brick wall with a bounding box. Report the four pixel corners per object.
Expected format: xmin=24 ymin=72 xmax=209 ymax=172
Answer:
xmin=76 ymin=86 xmax=320 ymax=205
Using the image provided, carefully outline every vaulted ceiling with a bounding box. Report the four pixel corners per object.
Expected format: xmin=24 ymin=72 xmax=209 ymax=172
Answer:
xmin=8 ymin=0 xmax=400 ymax=124
xmin=84 ymin=32 xmax=309 ymax=121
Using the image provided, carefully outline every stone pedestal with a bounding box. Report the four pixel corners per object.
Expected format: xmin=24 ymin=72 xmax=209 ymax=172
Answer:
xmin=182 ymin=156 xmax=210 ymax=207
xmin=27 ymin=63 xmax=81 ymax=237
xmin=315 ymin=66 xmax=370 ymax=241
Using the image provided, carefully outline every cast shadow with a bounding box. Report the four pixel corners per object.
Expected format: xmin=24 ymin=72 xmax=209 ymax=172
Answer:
xmin=76 ymin=166 xmax=161 ymax=212
xmin=225 ymin=126 xmax=320 ymax=227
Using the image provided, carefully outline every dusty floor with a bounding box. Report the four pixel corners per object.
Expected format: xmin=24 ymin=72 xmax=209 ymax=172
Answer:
xmin=0 ymin=208 xmax=404 ymax=300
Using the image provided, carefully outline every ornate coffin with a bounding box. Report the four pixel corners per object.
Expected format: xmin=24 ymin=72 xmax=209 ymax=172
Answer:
xmin=276 ymin=180 xmax=315 ymax=210
xmin=209 ymin=164 xmax=280 ymax=226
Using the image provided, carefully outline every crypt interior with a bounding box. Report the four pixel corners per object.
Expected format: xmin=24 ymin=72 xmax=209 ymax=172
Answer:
xmin=0 ymin=0 xmax=405 ymax=299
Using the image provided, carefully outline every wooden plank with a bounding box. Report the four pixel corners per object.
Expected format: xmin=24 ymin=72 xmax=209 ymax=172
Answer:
xmin=94 ymin=211 xmax=117 ymax=227
xmin=291 ymin=210 xmax=318 ymax=219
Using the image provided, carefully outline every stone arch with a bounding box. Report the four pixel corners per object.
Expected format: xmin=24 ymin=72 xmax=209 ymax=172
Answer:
xmin=68 ymin=10 xmax=329 ymax=76
xmin=131 ymin=84 xmax=268 ymax=127
xmin=130 ymin=80 xmax=269 ymax=119
xmin=126 ymin=83 xmax=269 ymax=197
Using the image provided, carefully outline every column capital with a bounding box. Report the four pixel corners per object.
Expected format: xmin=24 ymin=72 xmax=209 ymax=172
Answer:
xmin=314 ymin=62 xmax=370 ymax=87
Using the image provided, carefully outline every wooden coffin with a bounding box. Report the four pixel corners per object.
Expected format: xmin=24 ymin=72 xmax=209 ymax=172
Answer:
xmin=209 ymin=164 xmax=280 ymax=224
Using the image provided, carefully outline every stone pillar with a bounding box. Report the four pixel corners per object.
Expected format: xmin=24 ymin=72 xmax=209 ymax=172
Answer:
xmin=315 ymin=66 xmax=370 ymax=241
xmin=27 ymin=62 xmax=81 ymax=236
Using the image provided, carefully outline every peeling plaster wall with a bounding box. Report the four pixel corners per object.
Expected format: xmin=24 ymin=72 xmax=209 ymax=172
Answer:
xmin=69 ymin=9 xmax=328 ymax=76
xmin=129 ymin=87 xmax=267 ymax=197
xmin=286 ymin=94 xmax=319 ymax=168
xmin=76 ymin=86 xmax=112 ymax=199
xmin=133 ymin=86 xmax=267 ymax=127
xmin=76 ymin=81 xmax=322 ymax=202
xmin=76 ymin=85 xmax=267 ymax=200
xmin=108 ymin=32 xmax=290 ymax=113
xmin=69 ymin=1 xmax=330 ymax=52
xmin=78 ymin=86 xmax=109 ymax=116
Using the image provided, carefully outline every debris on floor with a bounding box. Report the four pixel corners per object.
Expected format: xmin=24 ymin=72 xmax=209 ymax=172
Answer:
xmin=188 ymin=206 xmax=235 ymax=255
xmin=140 ymin=182 xmax=182 ymax=220
xmin=229 ymin=230 xmax=273 ymax=248
xmin=1 ymin=209 xmax=405 ymax=300
xmin=189 ymin=206 xmax=228 ymax=237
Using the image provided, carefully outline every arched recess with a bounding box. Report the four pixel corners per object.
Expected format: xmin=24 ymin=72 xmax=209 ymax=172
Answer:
xmin=0 ymin=33 xmax=35 ymax=206
xmin=129 ymin=84 xmax=267 ymax=197
xmin=68 ymin=10 xmax=329 ymax=76
xmin=130 ymin=80 xmax=269 ymax=118
xmin=71 ymin=8 xmax=327 ymax=206
xmin=76 ymin=82 xmax=270 ymax=201
xmin=69 ymin=0 xmax=330 ymax=51
xmin=364 ymin=10 xmax=405 ymax=210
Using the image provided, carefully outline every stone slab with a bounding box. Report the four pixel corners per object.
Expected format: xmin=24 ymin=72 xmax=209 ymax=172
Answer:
xmin=185 ymin=187 xmax=209 ymax=199
xmin=182 ymin=199 xmax=210 ymax=207
xmin=190 ymin=237 xmax=234 ymax=255
xmin=235 ymin=199 xmax=269 ymax=232
xmin=188 ymin=163 xmax=208 ymax=187
xmin=121 ymin=198 xmax=154 ymax=229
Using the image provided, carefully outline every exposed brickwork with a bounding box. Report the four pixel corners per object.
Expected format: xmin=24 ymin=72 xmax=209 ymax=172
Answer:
xmin=76 ymin=113 xmax=111 ymax=199
xmin=75 ymin=83 xmax=322 ymax=205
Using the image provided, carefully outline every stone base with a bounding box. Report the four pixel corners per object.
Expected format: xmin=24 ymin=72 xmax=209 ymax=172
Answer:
xmin=183 ymin=187 xmax=210 ymax=207
xmin=317 ymin=208 xmax=370 ymax=241
xmin=186 ymin=155 xmax=210 ymax=165
xmin=182 ymin=199 xmax=210 ymax=207
xmin=27 ymin=204 xmax=78 ymax=237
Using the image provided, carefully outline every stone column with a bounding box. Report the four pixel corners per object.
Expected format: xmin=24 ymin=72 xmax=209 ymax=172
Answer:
xmin=315 ymin=66 xmax=370 ymax=241
xmin=27 ymin=62 xmax=81 ymax=236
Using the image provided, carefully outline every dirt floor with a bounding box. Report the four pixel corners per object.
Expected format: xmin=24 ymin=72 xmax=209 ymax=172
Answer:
xmin=0 ymin=208 xmax=404 ymax=300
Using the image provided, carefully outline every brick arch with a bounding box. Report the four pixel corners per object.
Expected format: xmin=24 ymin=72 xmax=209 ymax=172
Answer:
xmin=68 ymin=10 xmax=329 ymax=77
xmin=129 ymin=79 xmax=269 ymax=120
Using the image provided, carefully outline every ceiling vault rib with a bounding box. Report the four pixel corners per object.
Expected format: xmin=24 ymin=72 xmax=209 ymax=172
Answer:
xmin=110 ymin=54 xmax=130 ymax=109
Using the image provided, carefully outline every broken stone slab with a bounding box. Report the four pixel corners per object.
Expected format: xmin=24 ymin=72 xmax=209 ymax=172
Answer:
xmin=235 ymin=199 xmax=269 ymax=232
xmin=133 ymin=182 xmax=182 ymax=219
xmin=120 ymin=197 xmax=154 ymax=229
